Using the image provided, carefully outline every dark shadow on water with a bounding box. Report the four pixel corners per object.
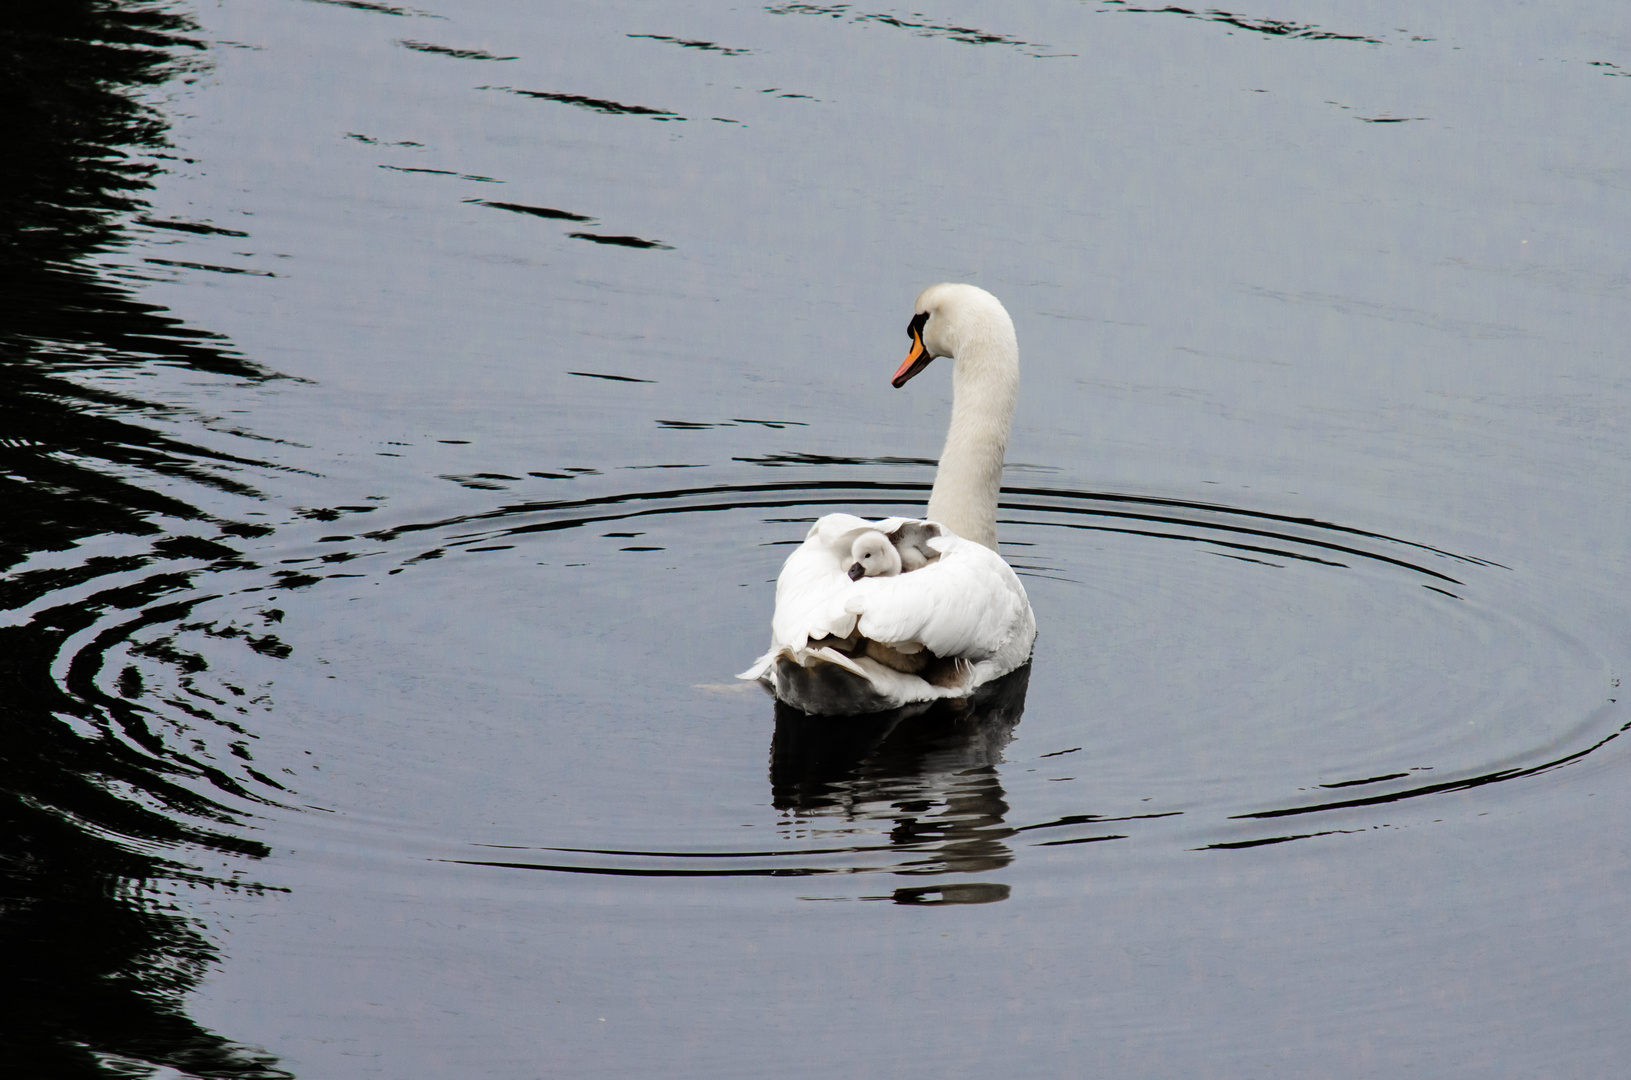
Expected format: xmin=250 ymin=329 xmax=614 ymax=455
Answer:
xmin=2 ymin=2 xmax=288 ymax=1075
xmin=770 ymin=665 xmax=1031 ymax=898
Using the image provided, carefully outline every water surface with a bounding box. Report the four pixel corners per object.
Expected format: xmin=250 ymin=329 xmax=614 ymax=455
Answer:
xmin=5 ymin=1 xmax=1629 ymax=1076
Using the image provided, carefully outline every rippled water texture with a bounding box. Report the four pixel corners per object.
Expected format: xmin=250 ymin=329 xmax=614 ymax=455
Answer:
xmin=5 ymin=1 xmax=1629 ymax=1077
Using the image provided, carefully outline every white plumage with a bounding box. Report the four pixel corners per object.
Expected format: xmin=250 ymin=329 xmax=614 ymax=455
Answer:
xmin=739 ymin=284 xmax=1038 ymax=715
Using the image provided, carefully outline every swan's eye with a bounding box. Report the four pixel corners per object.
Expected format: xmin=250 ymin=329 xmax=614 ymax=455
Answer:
xmin=906 ymin=311 xmax=929 ymax=340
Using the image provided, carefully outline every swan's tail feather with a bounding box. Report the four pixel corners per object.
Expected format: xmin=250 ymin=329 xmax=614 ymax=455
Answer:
xmin=739 ymin=642 xmax=976 ymax=716
xmin=736 ymin=653 xmax=773 ymax=682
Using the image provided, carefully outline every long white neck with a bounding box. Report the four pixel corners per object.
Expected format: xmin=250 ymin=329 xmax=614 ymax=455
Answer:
xmin=925 ymin=310 xmax=1018 ymax=551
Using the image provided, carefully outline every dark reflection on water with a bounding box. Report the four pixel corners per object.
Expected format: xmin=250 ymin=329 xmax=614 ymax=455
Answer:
xmin=451 ymin=668 xmax=1032 ymax=896
xmin=364 ymin=474 xmax=1488 ymax=592
xmin=485 ymin=84 xmax=685 ymax=119
xmin=772 ymin=665 xmax=1031 ymax=899
xmin=2 ymin=2 xmax=285 ymax=1075
xmin=1219 ymin=699 xmax=1628 ymax=830
xmin=766 ymin=4 xmax=1062 ymax=56
xmin=1102 ymin=0 xmax=1385 ymax=44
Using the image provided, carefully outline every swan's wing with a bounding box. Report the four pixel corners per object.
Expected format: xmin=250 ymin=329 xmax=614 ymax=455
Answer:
xmin=739 ymin=517 xmax=1035 ymax=710
xmin=765 ymin=513 xmax=911 ymax=651
xmin=845 ymin=535 xmax=1033 ymax=660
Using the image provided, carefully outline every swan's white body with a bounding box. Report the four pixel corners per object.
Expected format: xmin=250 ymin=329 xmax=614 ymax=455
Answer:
xmin=739 ymin=284 xmax=1037 ymax=715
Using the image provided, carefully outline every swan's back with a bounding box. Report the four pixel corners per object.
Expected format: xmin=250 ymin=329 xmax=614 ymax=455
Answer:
xmin=741 ymin=514 xmax=1035 ymax=715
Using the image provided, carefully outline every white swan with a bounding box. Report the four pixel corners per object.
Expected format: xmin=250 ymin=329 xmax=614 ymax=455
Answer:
xmin=738 ymin=283 xmax=1037 ymax=715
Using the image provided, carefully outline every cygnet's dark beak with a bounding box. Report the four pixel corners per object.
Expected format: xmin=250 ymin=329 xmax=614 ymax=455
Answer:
xmin=847 ymin=562 xmax=866 ymax=581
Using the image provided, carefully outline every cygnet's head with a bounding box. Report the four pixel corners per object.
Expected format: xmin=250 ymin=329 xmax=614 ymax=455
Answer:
xmin=847 ymin=530 xmax=903 ymax=581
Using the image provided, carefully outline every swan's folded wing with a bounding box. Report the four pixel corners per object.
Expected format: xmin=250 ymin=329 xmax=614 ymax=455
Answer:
xmin=766 ymin=515 xmax=875 ymax=649
xmin=847 ymin=539 xmax=1031 ymax=660
xmin=752 ymin=515 xmax=1027 ymax=686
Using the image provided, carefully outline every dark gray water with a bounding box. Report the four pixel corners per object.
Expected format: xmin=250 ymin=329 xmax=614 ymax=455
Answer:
xmin=5 ymin=1 xmax=1628 ymax=1076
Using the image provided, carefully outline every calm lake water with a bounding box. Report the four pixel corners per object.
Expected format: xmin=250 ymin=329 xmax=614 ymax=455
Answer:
xmin=5 ymin=1 xmax=1629 ymax=1076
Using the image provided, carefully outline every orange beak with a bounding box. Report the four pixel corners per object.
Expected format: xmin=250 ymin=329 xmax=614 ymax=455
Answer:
xmin=892 ymin=326 xmax=933 ymax=388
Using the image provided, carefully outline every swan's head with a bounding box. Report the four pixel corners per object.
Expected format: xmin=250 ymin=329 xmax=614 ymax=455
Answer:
xmin=846 ymin=530 xmax=903 ymax=581
xmin=892 ymin=282 xmax=1014 ymax=388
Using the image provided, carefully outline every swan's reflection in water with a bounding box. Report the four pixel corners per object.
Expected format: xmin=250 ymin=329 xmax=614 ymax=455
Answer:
xmin=769 ymin=666 xmax=1030 ymax=904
